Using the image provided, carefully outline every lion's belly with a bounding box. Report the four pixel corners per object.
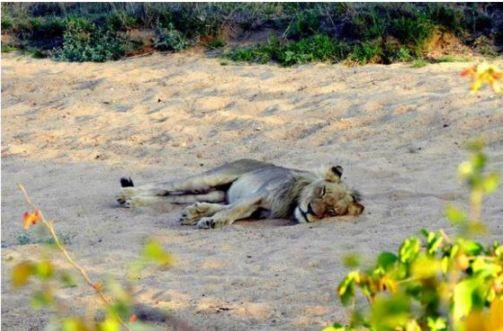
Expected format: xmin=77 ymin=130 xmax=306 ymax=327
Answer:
xmin=227 ymin=167 xmax=297 ymax=217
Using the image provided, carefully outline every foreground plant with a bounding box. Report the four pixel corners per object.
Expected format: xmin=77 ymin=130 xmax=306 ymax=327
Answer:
xmin=461 ymin=63 xmax=502 ymax=94
xmin=325 ymin=141 xmax=501 ymax=331
xmin=12 ymin=185 xmax=174 ymax=331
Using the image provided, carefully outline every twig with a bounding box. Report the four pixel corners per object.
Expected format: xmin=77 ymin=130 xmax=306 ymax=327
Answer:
xmin=439 ymin=229 xmax=452 ymax=244
xmin=18 ymin=184 xmax=131 ymax=331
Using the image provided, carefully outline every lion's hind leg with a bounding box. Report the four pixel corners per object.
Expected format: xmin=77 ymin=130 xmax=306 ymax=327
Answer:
xmin=119 ymin=191 xmax=226 ymax=209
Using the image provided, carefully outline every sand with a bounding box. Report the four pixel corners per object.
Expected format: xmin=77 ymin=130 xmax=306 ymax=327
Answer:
xmin=1 ymin=51 xmax=502 ymax=330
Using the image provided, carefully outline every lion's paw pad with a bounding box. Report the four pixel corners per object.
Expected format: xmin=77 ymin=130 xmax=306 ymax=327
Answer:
xmin=197 ymin=217 xmax=216 ymax=229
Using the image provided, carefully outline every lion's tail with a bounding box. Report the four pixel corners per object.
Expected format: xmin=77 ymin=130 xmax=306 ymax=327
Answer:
xmin=120 ymin=177 xmax=134 ymax=187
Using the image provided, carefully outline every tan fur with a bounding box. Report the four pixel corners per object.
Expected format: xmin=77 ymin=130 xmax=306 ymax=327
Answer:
xmin=116 ymin=159 xmax=364 ymax=228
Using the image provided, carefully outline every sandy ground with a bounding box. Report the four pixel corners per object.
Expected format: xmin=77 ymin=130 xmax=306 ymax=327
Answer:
xmin=2 ymin=51 xmax=503 ymax=330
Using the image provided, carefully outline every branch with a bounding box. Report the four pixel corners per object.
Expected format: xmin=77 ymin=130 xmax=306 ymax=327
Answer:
xmin=18 ymin=184 xmax=131 ymax=331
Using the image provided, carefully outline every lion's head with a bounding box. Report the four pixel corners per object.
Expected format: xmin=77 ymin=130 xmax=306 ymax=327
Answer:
xmin=294 ymin=165 xmax=364 ymax=223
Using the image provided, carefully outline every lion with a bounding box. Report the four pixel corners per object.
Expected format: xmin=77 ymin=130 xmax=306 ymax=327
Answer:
xmin=116 ymin=159 xmax=364 ymax=229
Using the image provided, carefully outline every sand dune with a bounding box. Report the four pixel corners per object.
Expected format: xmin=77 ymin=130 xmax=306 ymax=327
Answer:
xmin=2 ymin=51 xmax=502 ymax=330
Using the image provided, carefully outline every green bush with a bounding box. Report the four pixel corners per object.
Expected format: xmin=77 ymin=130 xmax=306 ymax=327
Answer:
xmin=153 ymin=23 xmax=188 ymax=52
xmin=327 ymin=142 xmax=502 ymax=331
xmin=2 ymin=3 xmax=500 ymax=63
xmin=350 ymin=41 xmax=382 ymax=64
xmin=424 ymin=3 xmax=464 ymax=34
xmin=105 ymin=12 xmax=138 ymax=31
xmin=351 ymin=7 xmax=386 ymax=40
xmin=54 ymin=18 xmax=125 ymax=62
xmin=1 ymin=13 xmax=13 ymax=30
xmin=285 ymin=9 xmax=322 ymax=39
xmin=277 ymin=34 xmax=337 ymax=65
xmin=226 ymin=43 xmax=273 ymax=64
xmin=390 ymin=15 xmax=434 ymax=56
xmin=1 ymin=44 xmax=18 ymax=53
xmin=226 ymin=34 xmax=352 ymax=66
xmin=204 ymin=38 xmax=226 ymax=50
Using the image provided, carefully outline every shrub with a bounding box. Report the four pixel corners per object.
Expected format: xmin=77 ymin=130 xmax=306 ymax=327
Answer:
xmin=285 ymin=9 xmax=322 ymax=39
xmin=276 ymin=34 xmax=338 ymax=65
xmin=204 ymin=38 xmax=226 ymax=50
xmin=328 ymin=140 xmax=502 ymax=331
xmin=226 ymin=34 xmax=352 ymax=66
xmin=350 ymin=7 xmax=386 ymax=40
xmin=2 ymin=3 xmax=501 ymax=63
xmin=390 ymin=15 xmax=435 ymax=56
xmin=424 ymin=3 xmax=464 ymax=34
xmin=394 ymin=47 xmax=414 ymax=63
xmin=1 ymin=44 xmax=18 ymax=53
xmin=1 ymin=13 xmax=13 ymax=30
xmin=54 ymin=18 xmax=125 ymax=62
xmin=153 ymin=23 xmax=188 ymax=52
xmin=350 ymin=41 xmax=382 ymax=64
xmin=226 ymin=44 xmax=272 ymax=64
xmin=105 ymin=12 xmax=139 ymax=31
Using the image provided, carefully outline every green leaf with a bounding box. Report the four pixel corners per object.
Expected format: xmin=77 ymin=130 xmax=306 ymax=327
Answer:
xmin=458 ymin=239 xmax=484 ymax=255
xmin=338 ymin=271 xmax=360 ymax=306
xmin=61 ymin=317 xmax=88 ymax=331
xmin=31 ymin=290 xmax=54 ymax=309
xmin=398 ymin=237 xmax=421 ymax=264
xmin=107 ymin=300 xmax=132 ymax=321
xmin=322 ymin=323 xmax=350 ymax=331
xmin=445 ymin=205 xmax=467 ymax=225
xmin=482 ymin=172 xmax=500 ymax=193
xmin=99 ymin=317 xmax=120 ymax=331
xmin=142 ymin=240 xmax=173 ymax=266
xmin=494 ymin=243 xmax=503 ymax=258
xmin=427 ymin=317 xmax=447 ymax=331
xmin=370 ymin=293 xmax=411 ymax=330
xmin=35 ymin=260 xmax=53 ymax=280
xmin=377 ymin=252 xmax=398 ymax=271
xmin=471 ymin=257 xmax=502 ymax=277
xmin=411 ymin=254 xmax=441 ymax=279
xmin=342 ymin=253 xmax=361 ymax=268
xmin=424 ymin=230 xmax=443 ymax=255
xmin=453 ymin=278 xmax=483 ymax=321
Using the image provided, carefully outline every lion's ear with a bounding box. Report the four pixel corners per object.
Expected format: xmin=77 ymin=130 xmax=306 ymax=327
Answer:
xmin=348 ymin=201 xmax=364 ymax=216
xmin=325 ymin=165 xmax=343 ymax=182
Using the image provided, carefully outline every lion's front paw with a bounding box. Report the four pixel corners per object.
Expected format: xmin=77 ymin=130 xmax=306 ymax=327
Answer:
xmin=180 ymin=203 xmax=209 ymax=225
xmin=197 ymin=217 xmax=214 ymax=229
xmin=196 ymin=217 xmax=221 ymax=229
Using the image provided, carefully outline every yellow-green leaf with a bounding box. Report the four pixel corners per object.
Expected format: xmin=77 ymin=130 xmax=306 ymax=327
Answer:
xmin=399 ymin=237 xmax=421 ymax=264
xmin=427 ymin=316 xmax=447 ymax=331
xmin=35 ymin=260 xmax=53 ymax=280
xmin=99 ymin=317 xmax=120 ymax=331
xmin=482 ymin=173 xmax=500 ymax=193
xmin=61 ymin=317 xmax=89 ymax=331
xmin=445 ymin=205 xmax=467 ymax=225
xmin=142 ymin=240 xmax=173 ymax=266
xmin=453 ymin=279 xmax=478 ymax=321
